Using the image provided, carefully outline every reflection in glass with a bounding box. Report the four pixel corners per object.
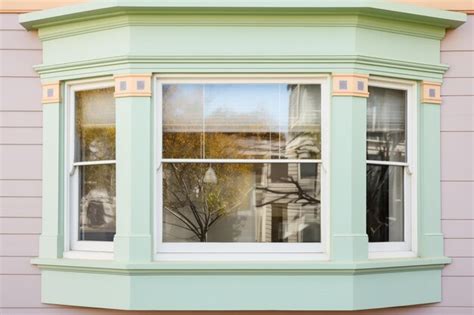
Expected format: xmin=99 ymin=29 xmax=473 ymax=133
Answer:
xmin=75 ymin=88 xmax=116 ymax=162
xmin=162 ymin=163 xmax=320 ymax=243
xmin=79 ymin=164 xmax=116 ymax=241
xmin=367 ymin=87 xmax=406 ymax=162
xmin=163 ymin=84 xmax=203 ymax=159
xmin=366 ymin=165 xmax=404 ymax=242
xmin=162 ymin=83 xmax=321 ymax=160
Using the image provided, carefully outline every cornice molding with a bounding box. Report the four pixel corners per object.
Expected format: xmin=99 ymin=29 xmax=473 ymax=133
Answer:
xmin=32 ymin=55 xmax=449 ymax=81
xmin=35 ymin=14 xmax=446 ymax=41
xmin=19 ymin=1 xmax=466 ymax=31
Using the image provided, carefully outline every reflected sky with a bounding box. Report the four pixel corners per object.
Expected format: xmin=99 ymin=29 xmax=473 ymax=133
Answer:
xmin=164 ymin=84 xmax=294 ymax=132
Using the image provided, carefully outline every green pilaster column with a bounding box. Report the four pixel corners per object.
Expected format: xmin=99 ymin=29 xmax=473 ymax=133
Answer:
xmin=114 ymin=74 xmax=153 ymax=262
xmin=330 ymin=74 xmax=369 ymax=261
xmin=39 ymin=82 xmax=64 ymax=258
xmin=419 ymin=82 xmax=444 ymax=257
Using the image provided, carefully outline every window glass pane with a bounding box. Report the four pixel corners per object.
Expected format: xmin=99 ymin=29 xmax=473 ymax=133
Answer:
xmin=163 ymin=84 xmax=203 ymax=159
xmin=75 ymin=88 xmax=115 ymax=161
xmin=286 ymin=84 xmax=321 ymax=160
xmin=367 ymin=87 xmax=406 ymax=162
xmin=367 ymin=164 xmax=404 ymax=242
xmin=162 ymin=163 xmax=320 ymax=242
xmin=270 ymin=163 xmax=289 ymax=183
xmin=162 ymin=83 xmax=321 ymax=160
xmin=300 ymin=163 xmax=318 ymax=179
xmin=79 ymin=164 xmax=116 ymax=241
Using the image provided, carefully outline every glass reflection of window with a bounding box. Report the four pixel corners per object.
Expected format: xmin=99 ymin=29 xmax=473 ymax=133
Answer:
xmin=366 ymin=86 xmax=407 ymax=245
xmin=73 ymin=88 xmax=116 ymax=243
xmin=161 ymin=82 xmax=322 ymax=244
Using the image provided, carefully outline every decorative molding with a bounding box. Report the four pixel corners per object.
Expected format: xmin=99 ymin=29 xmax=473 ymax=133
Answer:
xmin=332 ymin=74 xmax=369 ymax=97
xmin=34 ymin=16 xmax=446 ymax=41
xmin=421 ymin=81 xmax=442 ymax=104
xmin=42 ymin=82 xmax=61 ymax=104
xmin=33 ymin=55 xmax=448 ymax=84
xmin=114 ymin=74 xmax=152 ymax=98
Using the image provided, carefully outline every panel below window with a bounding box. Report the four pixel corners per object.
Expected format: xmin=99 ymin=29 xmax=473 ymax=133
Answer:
xmin=366 ymin=164 xmax=404 ymax=242
xmin=162 ymin=163 xmax=321 ymax=243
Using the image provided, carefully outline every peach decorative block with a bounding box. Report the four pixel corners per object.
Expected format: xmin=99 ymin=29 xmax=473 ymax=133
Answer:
xmin=41 ymin=82 xmax=60 ymax=104
xmin=422 ymin=81 xmax=442 ymax=104
xmin=332 ymin=74 xmax=369 ymax=97
xmin=114 ymin=74 xmax=152 ymax=97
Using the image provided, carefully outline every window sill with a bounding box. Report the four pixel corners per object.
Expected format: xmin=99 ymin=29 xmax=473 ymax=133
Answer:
xmin=63 ymin=250 xmax=113 ymax=260
xmin=32 ymin=256 xmax=449 ymax=311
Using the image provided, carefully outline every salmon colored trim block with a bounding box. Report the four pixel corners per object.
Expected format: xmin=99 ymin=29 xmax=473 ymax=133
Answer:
xmin=42 ymin=82 xmax=61 ymax=104
xmin=114 ymin=74 xmax=152 ymax=98
xmin=0 ymin=0 xmax=88 ymax=13
xmin=332 ymin=74 xmax=370 ymax=98
xmin=421 ymin=81 xmax=442 ymax=104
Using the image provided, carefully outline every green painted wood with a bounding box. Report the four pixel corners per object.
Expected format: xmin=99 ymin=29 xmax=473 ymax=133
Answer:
xmin=38 ymin=266 xmax=444 ymax=310
xmin=115 ymin=95 xmax=153 ymax=262
xmin=35 ymin=14 xmax=448 ymax=67
xmin=419 ymin=101 xmax=444 ymax=257
xmin=330 ymin=95 xmax=368 ymax=261
xmin=19 ymin=0 xmax=466 ymax=31
xmin=31 ymin=256 xmax=450 ymax=272
xmin=40 ymin=101 xmax=64 ymax=259
xmin=33 ymin=55 xmax=448 ymax=82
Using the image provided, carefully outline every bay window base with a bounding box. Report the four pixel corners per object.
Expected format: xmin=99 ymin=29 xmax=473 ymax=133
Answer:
xmin=34 ymin=257 xmax=448 ymax=311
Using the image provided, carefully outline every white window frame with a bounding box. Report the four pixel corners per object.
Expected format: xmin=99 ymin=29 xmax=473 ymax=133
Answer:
xmin=367 ymin=77 xmax=418 ymax=259
xmin=63 ymin=78 xmax=115 ymax=259
xmin=154 ymin=74 xmax=330 ymax=261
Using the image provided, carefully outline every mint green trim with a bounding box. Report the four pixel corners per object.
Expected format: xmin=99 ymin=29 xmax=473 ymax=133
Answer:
xmin=115 ymin=96 xmax=153 ymax=262
xmin=330 ymin=96 xmax=368 ymax=261
xmin=34 ymin=55 xmax=449 ymax=82
xmin=419 ymin=102 xmax=443 ymax=257
xmin=19 ymin=0 xmax=466 ymax=31
xmin=33 ymin=14 xmax=446 ymax=41
xmin=37 ymin=266 xmax=444 ymax=310
xmin=31 ymin=257 xmax=450 ymax=273
xmin=40 ymin=102 xmax=64 ymax=259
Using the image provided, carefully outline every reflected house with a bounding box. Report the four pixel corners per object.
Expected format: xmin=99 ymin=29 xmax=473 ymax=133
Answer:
xmin=253 ymin=84 xmax=322 ymax=243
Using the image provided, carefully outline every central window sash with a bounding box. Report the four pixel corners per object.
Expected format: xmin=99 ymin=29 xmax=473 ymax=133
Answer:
xmin=155 ymin=76 xmax=329 ymax=257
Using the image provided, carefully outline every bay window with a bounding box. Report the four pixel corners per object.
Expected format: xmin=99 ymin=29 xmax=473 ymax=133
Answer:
xmin=155 ymin=76 xmax=329 ymax=257
xmin=23 ymin=0 xmax=460 ymax=309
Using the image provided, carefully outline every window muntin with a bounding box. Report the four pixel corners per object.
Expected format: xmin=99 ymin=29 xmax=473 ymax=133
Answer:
xmin=366 ymin=82 xmax=415 ymax=254
xmin=156 ymin=77 xmax=328 ymax=255
xmin=67 ymin=82 xmax=116 ymax=253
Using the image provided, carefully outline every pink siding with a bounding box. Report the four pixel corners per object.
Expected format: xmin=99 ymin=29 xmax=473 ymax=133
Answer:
xmin=0 ymin=13 xmax=473 ymax=315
